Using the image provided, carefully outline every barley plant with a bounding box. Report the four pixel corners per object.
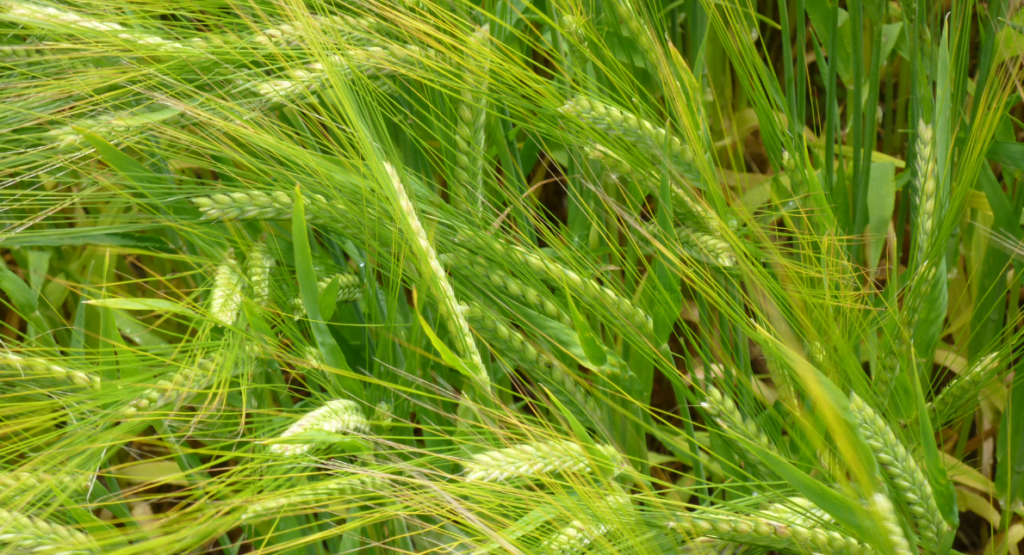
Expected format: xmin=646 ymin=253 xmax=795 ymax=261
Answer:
xmin=2 ymin=1 xmax=1024 ymax=554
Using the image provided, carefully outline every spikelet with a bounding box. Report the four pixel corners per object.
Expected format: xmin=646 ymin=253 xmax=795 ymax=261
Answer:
xmin=677 ymin=228 xmax=737 ymax=268
xmin=871 ymin=494 xmax=914 ymax=555
xmin=210 ymin=251 xmax=244 ymax=327
xmin=373 ymin=401 xmax=394 ymax=432
xmin=848 ymin=393 xmax=946 ymax=549
xmin=452 ymin=25 xmax=490 ymax=211
xmin=121 ymin=358 xmax=216 ymax=416
xmin=762 ymin=497 xmax=836 ymax=528
xmin=930 ymin=352 xmax=999 ymax=425
xmin=0 ymin=351 xmax=100 ymax=390
xmin=701 ymin=386 xmax=779 ymax=477
xmin=46 ymin=108 xmax=180 ymax=149
xmin=0 ymin=508 xmax=99 ymax=555
xmin=464 ymin=303 xmax=599 ymax=415
xmin=678 ymin=537 xmax=754 ymax=555
xmin=3 ymin=1 xmax=122 ymax=31
xmin=269 ymin=399 xmax=369 ymax=456
xmin=190 ymin=190 xmax=329 ymax=223
xmin=913 ymin=120 xmax=937 ymax=266
xmin=250 ymin=44 xmax=431 ymax=102
xmin=587 ymin=143 xmax=719 ymax=233
xmin=540 ymin=492 xmax=631 ymax=554
xmin=455 ymin=231 xmax=654 ymax=338
xmin=292 ymin=273 xmax=362 ymax=319
xmin=0 ymin=471 xmax=89 ymax=496
xmin=668 ymin=509 xmax=872 ymax=555
xmin=383 ymin=162 xmax=490 ymax=397
xmin=462 ymin=439 xmax=622 ymax=483
xmin=240 ymin=475 xmax=387 ymax=521
xmin=246 ymin=242 xmax=275 ymax=307
xmin=542 ymin=519 xmax=608 ymax=554
xmin=4 ymin=1 xmax=201 ymax=52
xmin=441 ymin=254 xmax=573 ymax=328
xmin=559 ymin=96 xmax=695 ymax=169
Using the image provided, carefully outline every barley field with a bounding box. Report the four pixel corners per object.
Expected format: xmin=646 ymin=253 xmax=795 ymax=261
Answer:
xmin=1 ymin=0 xmax=1022 ymax=554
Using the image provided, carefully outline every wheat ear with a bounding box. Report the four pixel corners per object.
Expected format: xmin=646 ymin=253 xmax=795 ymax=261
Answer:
xmin=0 ymin=351 xmax=100 ymax=390
xmin=701 ymin=386 xmax=779 ymax=477
xmin=669 ymin=509 xmax=872 ymax=555
xmin=462 ymin=439 xmax=622 ymax=483
xmin=464 ymin=302 xmax=599 ymax=415
xmin=560 ymin=96 xmax=695 ymax=170
xmin=452 ymin=25 xmax=490 ymax=211
xmin=210 ymin=250 xmax=244 ymax=327
xmin=269 ymin=399 xmax=369 ymax=456
xmin=0 ymin=471 xmax=89 ymax=496
xmin=121 ymin=358 xmax=215 ymax=416
xmin=383 ymin=162 xmax=490 ymax=398
xmin=456 ymin=231 xmax=654 ymax=338
xmin=675 ymin=228 xmax=737 ymax=268
xmin=871 ymin=494 xmax=914 ymax=555
xmin=440 ymin=254 xmax=574 ymax=328
xmin=913 ymin=120 xmax=937 ymax=265
xmin=241 ymin=475 xmax=387 ymax=521
xmin=191 ymin=190 xmax=330 ymax=223
xmin=930 ymin=352 xmax=999 ymax=425
xmin=0 ymin=508 xmax=100 ymax=555
xmin=586 ymin=143 xmax=718 ymax=233
xmin=4 ymin=0 xmax=200 ymax=52
xmin=246 ymin=241 xmax=275 ymax=307
xmin=848 ymin=393 xmax=947 ymax=549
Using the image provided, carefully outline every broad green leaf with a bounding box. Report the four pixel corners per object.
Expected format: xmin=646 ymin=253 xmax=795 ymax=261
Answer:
xmin=292 ymin=185 xmax=362 ymax=399
xmin=0 ymin=232 xmax=170 ymax=250
xmin=319 ymin=274 xmax=342 ymax=321
xmin=996 ymin=365 xmax=1024 ymax=507
xmin=86 ymin=297 xmax=196 ymax=316
xmin=0 ymin=261 xmax=37 ymax=314
xmin=563 ymin=288 xmax=607 ymax=368
xmin=75 ymin=126 xmax=157 ymax=185
xmin=866 ymin=162 xmax=895 ymax=271
xmin=912 ymin=357 xmax=960 ymax=530
xmin=741 ymin=439 xmax=877 ymax=541
xmin=543 ymin=386 xmax=618 ymax=481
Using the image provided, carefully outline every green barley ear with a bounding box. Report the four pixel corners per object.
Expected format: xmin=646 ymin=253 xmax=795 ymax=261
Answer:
xmin=559 ymin=96 xmax=696 ymax=173
xmin=701 ymin=386 xmax=780 ymax=477
xmin=848 ymin=392 xmax=947 ymax=550
xmin=913 ymin=120 xmax=937 ymax=266
xmin=871 ymin=494 xmax=914 ymax=555
xmin=246 ymin=241 xmax=275 ymax=307
xmin=0 ymin=508 xmax=99 ymax=555
xmin=240 ymin=475 xmax=388 ymax=521
xmin=930 ymin=352 xmax=999 ymax=425
xmin=462 ymin=439 xmax=623 ymax=483
xmin=464 ymin=302 xmax=598 ymax=415
xmin=669 ymin=507 xmax=873 ymax=555
xmin=441 ymin=253 xmax=574 ymax=328
xmin=455 ymin=231 xmax=655 ymax=339
xmin=383 ymin=162 xmax=490 ymax=398
xmin=121 ymin=358 xmax=216 ymax=416
xmin=0 ymin=351 xmax=100 ymax=390
xmin=210 ymin=250 xmax=244 ymax=327
xmin=268 ymin=399 xmax=369 ymax=456
xmin=675 ymin=228 xmax=737 ymax=268
xmin=190 ymin=191 xmax=327 ymax=223
xmin=452 ymin=25 xmax=489 ymax=211
xmin=0 ymin=471 xmax=89 ymax=497
xmin=586 ymin=143 xmax=720 ymax=233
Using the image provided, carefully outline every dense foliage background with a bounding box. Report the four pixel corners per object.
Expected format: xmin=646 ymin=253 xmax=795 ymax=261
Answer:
xmin=1 ymin=0 xmax=1023 ymax=554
